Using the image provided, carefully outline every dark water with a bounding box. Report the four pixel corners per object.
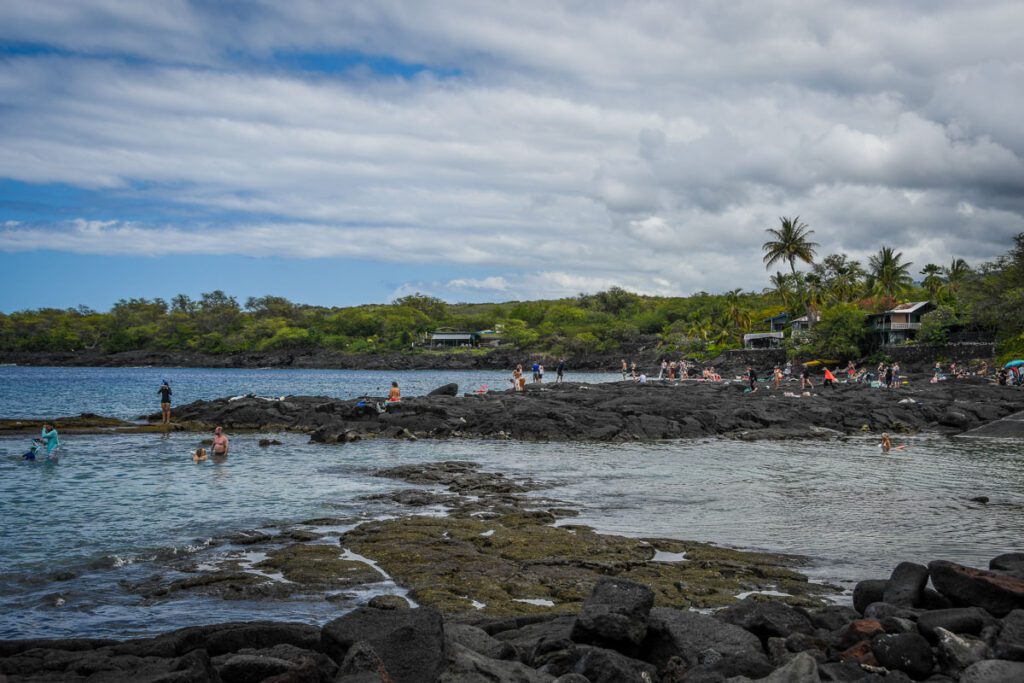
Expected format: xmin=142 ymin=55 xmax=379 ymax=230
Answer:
xmin=1 ymin=367 xmax=1022 ymax=639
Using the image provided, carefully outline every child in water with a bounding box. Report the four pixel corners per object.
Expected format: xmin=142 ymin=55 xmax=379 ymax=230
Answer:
xmin=191 ymin=447 xmax=208 ymax=462
xmin=880 ymin=433 xmax=906 ymax=452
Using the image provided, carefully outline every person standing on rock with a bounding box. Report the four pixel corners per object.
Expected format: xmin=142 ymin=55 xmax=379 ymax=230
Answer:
xmin=846 ymin=360 xmax=856 ymax=381
xmin=883 ymin=364 xmax=893 ymax=389
xmin=556 ymin=358 xmax=565 ymax=383
xmin=659 ymin=359 xmax=668 ymax=379
xmin=630 ymin=361 xmax=638 ymax=380
xmin=531 ymin=361 xmax=540 ymax=383
xmin=212 ymin=426 xmax=230 ymax=457
xmin=823 ymin=367 xmax=837 ymax=389
xmin=158 ymin=380 xmax=172 ymax=425
xmin=747 ymin=365 xmax=758 ymax=393
xmin=892 ymin=362 xmax=902 ymax=389
xmin=800 ymin=363 xmax=812 ymax=390
xmin=621 ymin=359 xmax=628 ymax=380
xmin=537 ymin=363 xmax=544 ymax=383
xmin=773 ymin=366 xmax=783 ymax=389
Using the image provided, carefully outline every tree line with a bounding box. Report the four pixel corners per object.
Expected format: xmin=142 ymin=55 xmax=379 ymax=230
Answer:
xmin=2 ymin=229 xmax=1023 ymax=361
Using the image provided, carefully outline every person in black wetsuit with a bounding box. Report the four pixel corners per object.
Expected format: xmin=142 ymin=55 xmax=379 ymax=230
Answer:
xmin=747 ymin=365 xmax=758 ymax=393
xmin=158 ymin=380 xmax=172 ymax=425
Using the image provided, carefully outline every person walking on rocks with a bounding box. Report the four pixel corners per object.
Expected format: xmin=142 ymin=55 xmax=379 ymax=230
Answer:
xmin=823 ymin=367 xmax=837 ymax=389
xmin=800 ymin=363 xmax=812 ymax=390
xmin=158 ymin=379 xmax=172 ymax=425
xmin=556 ymin=358 xmax=565 ymax=383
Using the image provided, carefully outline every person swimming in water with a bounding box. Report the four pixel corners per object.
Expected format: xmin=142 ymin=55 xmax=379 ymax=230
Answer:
xmin=192 ymin=447 xmax=208 ymax=462
xmin=880 ymin=432 xmax=906 ymax=452
xmin=211 ymin=426 xmax=229 ymax=457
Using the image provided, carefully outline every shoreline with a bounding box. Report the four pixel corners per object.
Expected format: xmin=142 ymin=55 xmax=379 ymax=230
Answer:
xmin=1 ymin=459 xmax=1021 ymax=681
xmin=4 ymin=375 xmax=1017 ymax=442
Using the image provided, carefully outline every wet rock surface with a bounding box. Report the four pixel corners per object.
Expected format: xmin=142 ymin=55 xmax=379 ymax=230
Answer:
xmin=95 ymin=376 xmax=1022 ymax=442
xmin=6 ymin=552 xmax=1024 ymax=681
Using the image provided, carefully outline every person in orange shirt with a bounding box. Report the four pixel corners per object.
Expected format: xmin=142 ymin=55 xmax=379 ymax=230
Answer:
xmin=823 ymin=367 xmax=837 ymax=389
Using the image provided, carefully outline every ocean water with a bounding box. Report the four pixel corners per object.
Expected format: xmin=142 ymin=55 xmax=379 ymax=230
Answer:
xmin=1 ymin=367 xmax=1023 ymax=639
xmin=0 ymin=365 xmax=622 ymax=419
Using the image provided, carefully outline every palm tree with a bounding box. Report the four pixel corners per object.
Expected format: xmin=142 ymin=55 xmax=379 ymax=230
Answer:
xmin=721 ymin=289 xmax=752 ymax=341
xmin=869 ymin=246 xmax=914 ymax=300
xmin=920 ymin=263 xmax=945 ymax=301
xmin=944 ymin=258 xmax=971 ymax=297
xmin=762 ymin=216 xmax=819 ymax=275
xmin=769 ymin=271 xmax=796 ymax=310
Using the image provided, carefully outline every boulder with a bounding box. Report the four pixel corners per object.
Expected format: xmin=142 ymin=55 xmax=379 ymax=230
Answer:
xmin=864 ymin=602 xmax=919 ymax=621
xmin=445 ymin=623 xmax=516 ymax=661
xmin=884 ymin=562 xmax=930 ymax=608
xmin=367 ymin=595 xmax=410 ymax=610
xmin=808 ymin=605 xmax=859 ymax=632
xmin=994 ymin=609 xmax=1024 ymax=661
xmin=439 ymin=642 xmax=554 ymax=683
xmin=321 ymin=606 xmax=446 ymax=683
xmin=754 ymin=651 xmax=821 ymax=682
xmin=639 ymin=607 xmax=766 ymax=670
xmin=917 ymin=608 xmax=995 ymax=642
xmin=337 ymin=640 xmax=390 ymax=682
xmin=818 ymin=659 xmax=874 ymax=682
xmin=853 ymin=579 xmax=890 ymax=615
xmin=870 ymin=632 xmax=935 ymax=680
xmin=929 ymin=560 xmax=1024 ymax=616
xmin=717 ymin=598 xmax=814 ymax=642
xmin=570 ymin=577 xmax=654 ymax=649
xmin=831 ymin=619 xmax=885 ymax=651
xmin=214 ymin=644 xmax=338 ymax=683
xmin=959 ymin=659 xmax=1024 ymax=683
xmin=548 ymin=644 xmax=656 ymax=683
xmin=990 ymin=553 xmax=1024 ymax=578
xmin=217 ymin=653 xmax=297 ymax=682
xmin=429 ymin=383 xmax=459 ymax=396
xmin=935 ymin=627 xmax=991 ymax=676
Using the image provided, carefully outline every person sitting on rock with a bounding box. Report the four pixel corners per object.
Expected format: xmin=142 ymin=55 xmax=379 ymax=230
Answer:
xmin=378 ymin=382 xmax=402 ymax=412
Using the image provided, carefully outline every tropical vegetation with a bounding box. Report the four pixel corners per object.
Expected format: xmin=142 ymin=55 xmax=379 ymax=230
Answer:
xmin=3 ymin=226 xmax=1023 ymax=362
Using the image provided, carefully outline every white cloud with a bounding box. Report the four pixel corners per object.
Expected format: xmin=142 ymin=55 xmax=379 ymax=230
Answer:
xmin=0 ymin=1 xmax=1022 ymax=299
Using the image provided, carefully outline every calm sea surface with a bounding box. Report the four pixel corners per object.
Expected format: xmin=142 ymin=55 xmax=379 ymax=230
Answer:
xmin=1 ymin=366 xmax=1022 ymax=639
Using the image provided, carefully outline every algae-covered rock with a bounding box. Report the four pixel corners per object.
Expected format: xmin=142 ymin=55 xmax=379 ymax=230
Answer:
xmin=254 ymin=544 xmax=380 ymax=587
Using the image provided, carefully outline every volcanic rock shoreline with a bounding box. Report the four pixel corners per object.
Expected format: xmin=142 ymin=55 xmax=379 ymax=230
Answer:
xmin=156 ymin=377 xmax=1020 ymax=443
xmin=3 ymin=460 xmax=1023 ymax=681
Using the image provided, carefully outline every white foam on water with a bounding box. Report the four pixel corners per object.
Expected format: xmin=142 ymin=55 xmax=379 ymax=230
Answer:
xmin=651 ymin=550 xmax=687 ymax=562
xmin=480 ymin=530 xmax=495 ymax=537
xmin=735 ymin=589 xmax=791 ymax=600
xmin=513 ymin=598 xmax=555 ymax=607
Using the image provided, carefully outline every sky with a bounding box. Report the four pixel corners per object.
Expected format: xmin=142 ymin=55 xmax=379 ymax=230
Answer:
xmin=1 ymin=1 xmax=1023 ymax=312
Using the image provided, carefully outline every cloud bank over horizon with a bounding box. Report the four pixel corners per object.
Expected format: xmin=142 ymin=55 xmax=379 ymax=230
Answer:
xmin=1 ymin=1 xmax=1023 ymax=306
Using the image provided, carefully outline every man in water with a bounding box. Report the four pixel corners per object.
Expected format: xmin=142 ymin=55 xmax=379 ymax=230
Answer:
xmin=40 ymin=423 xmax=60 ymax=459
xmin=158 ymin=380 xmax=172 ymax=425
xmin=212 ymin=426 xmax=230 ymax=457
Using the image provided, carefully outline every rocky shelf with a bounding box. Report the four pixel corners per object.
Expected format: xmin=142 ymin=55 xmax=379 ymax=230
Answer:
xmin=147 ymin=377 xmax=1022 ymax=443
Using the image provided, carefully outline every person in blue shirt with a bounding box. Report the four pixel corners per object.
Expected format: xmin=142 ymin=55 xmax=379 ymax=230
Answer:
xmin=40 ymin=423 xmax=60 ymax=459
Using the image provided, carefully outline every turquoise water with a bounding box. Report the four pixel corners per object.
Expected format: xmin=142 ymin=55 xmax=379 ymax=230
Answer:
xmin=1 ymin=367 xmax=1023 ymax=639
